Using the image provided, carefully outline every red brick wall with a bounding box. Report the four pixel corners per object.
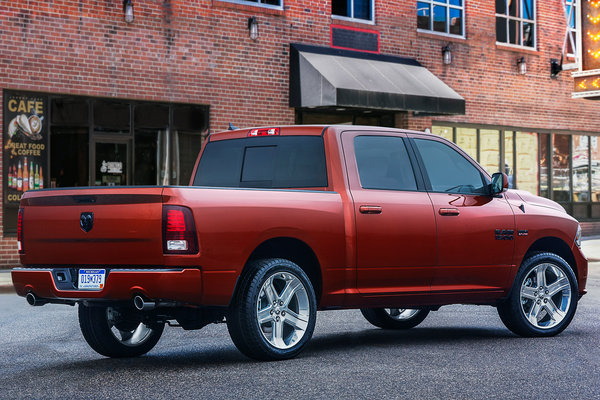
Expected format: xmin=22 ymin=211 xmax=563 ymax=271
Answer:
xmin=0 ymin=0 xmax=597 ymax=265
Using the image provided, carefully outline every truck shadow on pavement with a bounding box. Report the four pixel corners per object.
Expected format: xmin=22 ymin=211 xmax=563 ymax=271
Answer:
xmin=19 ymin=325 xmax=541 ymax=374
xmin=304 ymin=326 xmax=517 ymax=356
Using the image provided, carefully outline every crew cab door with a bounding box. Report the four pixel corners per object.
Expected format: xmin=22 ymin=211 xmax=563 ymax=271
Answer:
xmin=341 ymin=131 xmax=436 ymax=296
xmin=408 ymin=134 xmax=515 ymax=293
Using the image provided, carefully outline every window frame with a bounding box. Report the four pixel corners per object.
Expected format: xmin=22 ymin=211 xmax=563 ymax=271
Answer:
xmin=565 ymin=0 xmax=577 ymax=58
xmin=216 ymin=0 xmax=283 ymax=11
xmin=331 ymin=0 xmax=375 ymax=25
xmin=495 ymin=0 xmax=537 ymax=49
xmin=417 ymin=0 xmax=466 ymax=39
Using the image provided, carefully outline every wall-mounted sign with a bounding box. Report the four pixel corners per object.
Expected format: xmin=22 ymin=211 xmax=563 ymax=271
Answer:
xmin=573 ymin=0 xmax=600 ymax=98
xmin=3 ymin=90 xmax=49 ymax=235
xmin=100 ymin=161 xmax=123 ymax=174
xmin=331 ymin=25 xmax=380 ymax=54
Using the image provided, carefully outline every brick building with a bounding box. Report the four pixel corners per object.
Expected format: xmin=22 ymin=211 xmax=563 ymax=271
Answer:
xmin=0 ymin=0 xmax=597 ymax=266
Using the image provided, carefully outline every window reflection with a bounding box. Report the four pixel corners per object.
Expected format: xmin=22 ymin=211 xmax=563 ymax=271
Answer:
xmin=540 ymin=133 xmax=550 ymax=198
xmin=456 ymin=127 xmax=477 ymax=160
xmin=516 ymin=132 xmax=538 ymax=194
xmin=573 ymin=135 xmax=589 ymax=202
xmin=479 ymin=129 xmax=500 ymax=176
xmin=432 ymin=125 xmax=453 ymax=142
xmin=591 ymin=136 xmax=600 ymax=201
xmin=504 ymin=131 xmax=514 ymax=188
xmin=552 ymin=134 xmax=571 ymax=202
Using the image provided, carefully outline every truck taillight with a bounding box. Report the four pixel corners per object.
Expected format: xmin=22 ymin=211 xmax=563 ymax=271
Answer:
xmin=17 ymin=208 xmax=24 ymax=254
xmin=162 ymin=206 xmax=198 ymax=254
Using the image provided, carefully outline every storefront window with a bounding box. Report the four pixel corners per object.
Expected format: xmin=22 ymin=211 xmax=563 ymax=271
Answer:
xmin=504 ymin=131 xmax=514 ymax=188
xmin=456 ymin=127 xmax=477 ymax=160
xmin=135 ymin=129 xmax=162 ymax=185
xmin=94 ymin=100 xmax=130 ymax=134
xmin=552 ymin=134 xmax=571 ymax=202
xmin=51 ymin=98 xmax=88 ymax=126
xmin=572 ymin=135 xmax=590 ymax=202
xmin=432 ymin=125 xmax=453 ymax=141
xmin=539 ymin=133 xmax=550 ymax=197
xmin=515 ymin=131 xmax=538 ymax=195
xmin=175 ymin=131 xmax=205 ymax=185
xmin=479 ymin=129 xmax=500 ymax=176
xmin=591 ymin=136 xmax=600 ymax=201
xmin=47 ymin=97 xmax=208 ymax=187
xmin=50 ymin=127 xmax=89 ymax=188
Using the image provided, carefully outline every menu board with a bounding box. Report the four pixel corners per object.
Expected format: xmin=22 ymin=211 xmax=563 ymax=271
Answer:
xmin=3 ymin=90 xmax=49 ymax=235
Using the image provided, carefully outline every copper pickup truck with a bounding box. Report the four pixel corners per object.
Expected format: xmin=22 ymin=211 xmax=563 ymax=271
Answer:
xmin=12 ymin=125 xmax=587 ymax=360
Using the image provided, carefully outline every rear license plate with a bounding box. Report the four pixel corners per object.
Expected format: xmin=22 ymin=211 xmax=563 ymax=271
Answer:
xmin=78 ymin=269 xmax=106 ymax=290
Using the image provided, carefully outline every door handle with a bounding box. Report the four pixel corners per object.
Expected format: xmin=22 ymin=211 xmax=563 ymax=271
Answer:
xmin=439 ymin=208 xmax=460 ymax=216
xmin=359 ymin=205 xmax=382 ymax=214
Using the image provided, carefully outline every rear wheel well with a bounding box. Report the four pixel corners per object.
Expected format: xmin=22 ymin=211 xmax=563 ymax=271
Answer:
xmin=244 ymin=237 xmax=322 ymax=304
xmin=525 ymin=237 xmax=577 ymax=280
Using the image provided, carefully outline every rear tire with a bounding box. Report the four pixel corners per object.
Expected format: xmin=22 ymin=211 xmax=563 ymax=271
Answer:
xmin=360 ymin=308 xmax=430 ymax=329
xmin=497 ymin=252 xmax=578 ymax=337
xmin=227 ymin=258 xmax=317 ymax=361
xmin=78 ymin=303 xmax=164 ymax=358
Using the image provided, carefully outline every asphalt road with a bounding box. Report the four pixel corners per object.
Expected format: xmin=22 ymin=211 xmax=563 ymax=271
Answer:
xmin=1 ymin=266 xmax=599 ymax=400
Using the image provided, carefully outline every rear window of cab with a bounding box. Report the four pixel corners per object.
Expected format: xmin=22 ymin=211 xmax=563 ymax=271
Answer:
xmin=193 ymin=136 xmax=328 ymax=188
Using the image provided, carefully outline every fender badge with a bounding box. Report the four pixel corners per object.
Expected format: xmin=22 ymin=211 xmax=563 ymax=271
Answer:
xmin=518 ymin=230 xmax=528 ymax=236
xmin=80 ymin=212 xmax=94 ymax=233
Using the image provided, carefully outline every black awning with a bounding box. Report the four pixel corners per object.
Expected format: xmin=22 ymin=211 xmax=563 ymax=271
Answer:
xmin=290 ymin=44 xmax=465 ymax=115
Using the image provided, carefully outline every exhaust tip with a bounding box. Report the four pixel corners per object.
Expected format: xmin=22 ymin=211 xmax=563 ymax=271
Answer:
xmin=133 ymin=295 xmax=147 ymax=311
xmin=26 ymin=292 xmax=37 ymax=306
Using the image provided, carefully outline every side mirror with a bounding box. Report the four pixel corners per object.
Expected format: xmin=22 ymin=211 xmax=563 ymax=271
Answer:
xmin=491 ymin=172 xmax=509 ymax=195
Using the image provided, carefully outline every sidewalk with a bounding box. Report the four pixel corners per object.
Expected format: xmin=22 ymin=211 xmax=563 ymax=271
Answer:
xmin=1 ymin=239 xmax=600 ymax=295
xmin=582 ymin=236 xmax=600 ymax=262
xmin=0 ymin=270 xmax=14 ymax=294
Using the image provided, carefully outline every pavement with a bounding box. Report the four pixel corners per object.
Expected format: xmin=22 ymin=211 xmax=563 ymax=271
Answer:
xmin=1 ymin=237 xmax=599 ymax=295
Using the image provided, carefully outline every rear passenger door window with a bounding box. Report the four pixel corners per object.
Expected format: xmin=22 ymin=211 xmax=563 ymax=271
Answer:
xmin=354 ymin=136 xmax=418 ymax=191
xmin=413 ymin=138 xmax=488 ymax=195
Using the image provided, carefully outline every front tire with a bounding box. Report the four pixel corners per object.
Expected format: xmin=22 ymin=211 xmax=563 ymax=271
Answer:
xmin=78 ymin=304 xmax=164 ymax=358
xmin=497 ymin=252 xmax=578 ymax=337
xmin=227 ymin=258 xmax=317 ymax=361
xmin=360 ymin=308 xmax=430 ymax=329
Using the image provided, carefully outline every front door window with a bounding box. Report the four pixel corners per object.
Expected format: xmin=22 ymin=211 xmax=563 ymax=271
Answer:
xmin=413 ymin=138 xmax=488 ymax=194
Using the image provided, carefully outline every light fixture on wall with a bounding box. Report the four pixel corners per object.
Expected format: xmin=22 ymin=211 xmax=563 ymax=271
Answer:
xmin=551 ymin=58 xmax=562 ymax=77
xmin=248 ymin=16 xmax=259 ymax=41
xmin=442 ymin=45 xmax=452 ymax=65
xmin=517 ymin=57 xmax=527 ymax=75
xmin=123 ymin=0 xmax=134 ymax=23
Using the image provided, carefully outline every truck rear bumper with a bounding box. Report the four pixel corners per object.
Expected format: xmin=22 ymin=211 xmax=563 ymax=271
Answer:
xmin=11 ymin=268 xmax=203 ymax=304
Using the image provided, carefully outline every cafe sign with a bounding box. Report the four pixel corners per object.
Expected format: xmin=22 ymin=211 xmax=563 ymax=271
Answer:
xmin=3 ymin=90 xmax=49 ymax=235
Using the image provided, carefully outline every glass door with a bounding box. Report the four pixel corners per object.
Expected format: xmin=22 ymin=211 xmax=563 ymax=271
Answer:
xmin=92 ymin=139 xmax=131 ymax=186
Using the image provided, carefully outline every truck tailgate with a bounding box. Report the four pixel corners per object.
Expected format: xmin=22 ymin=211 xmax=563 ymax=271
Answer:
xmin=19 ymin=187 xmax=165 ymax=266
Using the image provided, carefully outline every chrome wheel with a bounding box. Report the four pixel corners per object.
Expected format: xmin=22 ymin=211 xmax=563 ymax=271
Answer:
xmin=385 ymin=309 xmax=420 ymax=320
xmin=106 ymin=307 xmax=154 ymax=347
xmin=256 ymin=271 xmax=310 ymax=350
xmin=519 ymin=263 xmax=572 ymax=330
